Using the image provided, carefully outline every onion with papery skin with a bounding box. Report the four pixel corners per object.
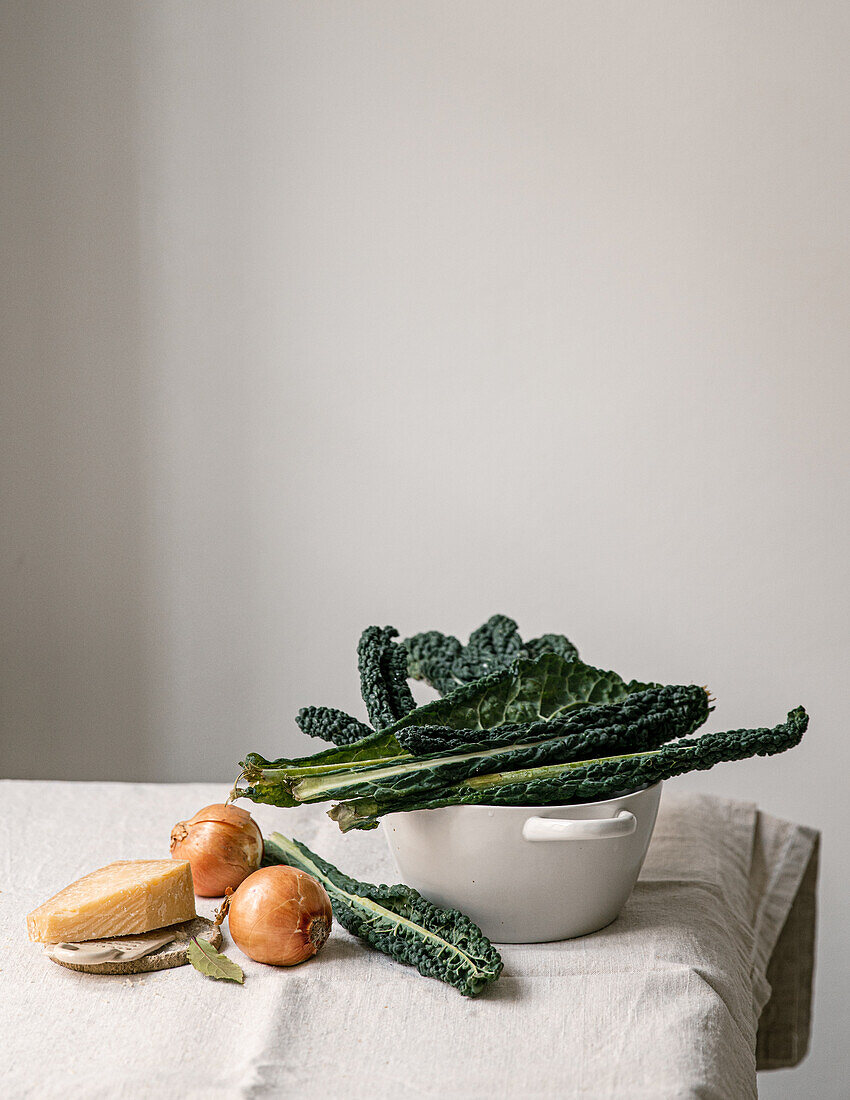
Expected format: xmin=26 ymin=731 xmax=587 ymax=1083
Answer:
xmin=170 ymin=804 xmax=263 ymax=897
xmin=227 ymin=865 xmax=333 ymax=966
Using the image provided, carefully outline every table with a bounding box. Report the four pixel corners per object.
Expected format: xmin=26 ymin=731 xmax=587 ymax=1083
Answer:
xmin=2 ymin=780 xmax=818 ymax=1099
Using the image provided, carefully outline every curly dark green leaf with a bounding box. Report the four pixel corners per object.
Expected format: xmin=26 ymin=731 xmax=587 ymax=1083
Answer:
xmin=451 ymin=615 xmax=525 ymax=681
xmin=235 ymin=654 xmax=672 ymax=808
xmin=285 ymin=684 xmax=709 ymax=805
xmin=263 ymin=833 xmax=503 ymax=997
xmin=524 ymin=633 xmax=579 ymax=663
xmin=329 ymin=707 xmax=808 ymax=831
xmin=403 ymin=630 xmax=464 ymax=695
xmin=296 ymin=706 xmax=373 ymax=745
xmin=404 ymin=615 xmax=579 ymax=695
xmin=358 ymin=626 xmax=417 ymax=730
xmin=390 ymin=654 xmax=655 ymax=735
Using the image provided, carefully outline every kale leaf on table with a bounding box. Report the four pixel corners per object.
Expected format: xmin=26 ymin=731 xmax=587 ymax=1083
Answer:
xmin=263 ymin=833 xmax=503 ymax=997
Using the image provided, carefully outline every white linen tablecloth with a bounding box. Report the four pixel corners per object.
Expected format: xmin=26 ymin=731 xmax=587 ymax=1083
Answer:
xmin=1 ymin=780 xmax=817 ymax=1099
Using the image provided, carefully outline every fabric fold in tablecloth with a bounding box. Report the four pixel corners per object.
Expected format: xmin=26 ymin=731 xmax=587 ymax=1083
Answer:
xmin=2 ymin=781 xmax=818 ymax=1099
xmin=751 ymin=811 xmax=819 ymax=1070
xmin=635 ymin=792 xmax=818 ymax=1086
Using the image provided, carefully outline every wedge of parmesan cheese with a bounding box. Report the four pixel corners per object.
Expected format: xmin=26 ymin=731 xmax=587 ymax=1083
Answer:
xmin=27 ymin=860 xmax=196 ymax=943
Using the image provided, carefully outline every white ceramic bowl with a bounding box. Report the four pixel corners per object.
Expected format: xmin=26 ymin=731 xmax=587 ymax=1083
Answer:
xmin=383 ymin=782 xmax=662 ymax=943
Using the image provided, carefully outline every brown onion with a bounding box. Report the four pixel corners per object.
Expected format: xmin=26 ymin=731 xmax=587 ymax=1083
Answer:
xmin=227 ymin=865 xmax=332 ymax=966
xmin=170 ymin=803 xmax=263 ymax=896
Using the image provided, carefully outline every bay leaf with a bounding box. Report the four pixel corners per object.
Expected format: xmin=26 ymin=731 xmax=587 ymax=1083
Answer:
xmin=188 ymin=936 xmax=244 ymax=984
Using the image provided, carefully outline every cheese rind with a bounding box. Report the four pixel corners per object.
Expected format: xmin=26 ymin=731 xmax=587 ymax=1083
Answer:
xmin=27 ymin=860 xmax=196 ymax=943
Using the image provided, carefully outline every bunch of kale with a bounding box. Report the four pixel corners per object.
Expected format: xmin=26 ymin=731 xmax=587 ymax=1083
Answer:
xmin=237 ymin=616 xmax=807 ymax=832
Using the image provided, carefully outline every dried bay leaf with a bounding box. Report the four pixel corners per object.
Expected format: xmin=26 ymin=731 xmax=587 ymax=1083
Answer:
xmin=188 ymin=936 xmax=244 ymax=984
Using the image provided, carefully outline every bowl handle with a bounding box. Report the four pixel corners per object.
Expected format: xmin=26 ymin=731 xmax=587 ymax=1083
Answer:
xmin=522 ymin=810 xmax=637 ymax=841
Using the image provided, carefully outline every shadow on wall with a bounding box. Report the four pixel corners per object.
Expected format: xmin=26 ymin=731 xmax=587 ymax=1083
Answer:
xmin=1 ymin=3 xmax=158 ymax=780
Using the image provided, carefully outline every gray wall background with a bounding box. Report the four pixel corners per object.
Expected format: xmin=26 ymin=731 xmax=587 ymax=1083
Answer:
xmin=2 ymin=3 xmax=847 ymax=1095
